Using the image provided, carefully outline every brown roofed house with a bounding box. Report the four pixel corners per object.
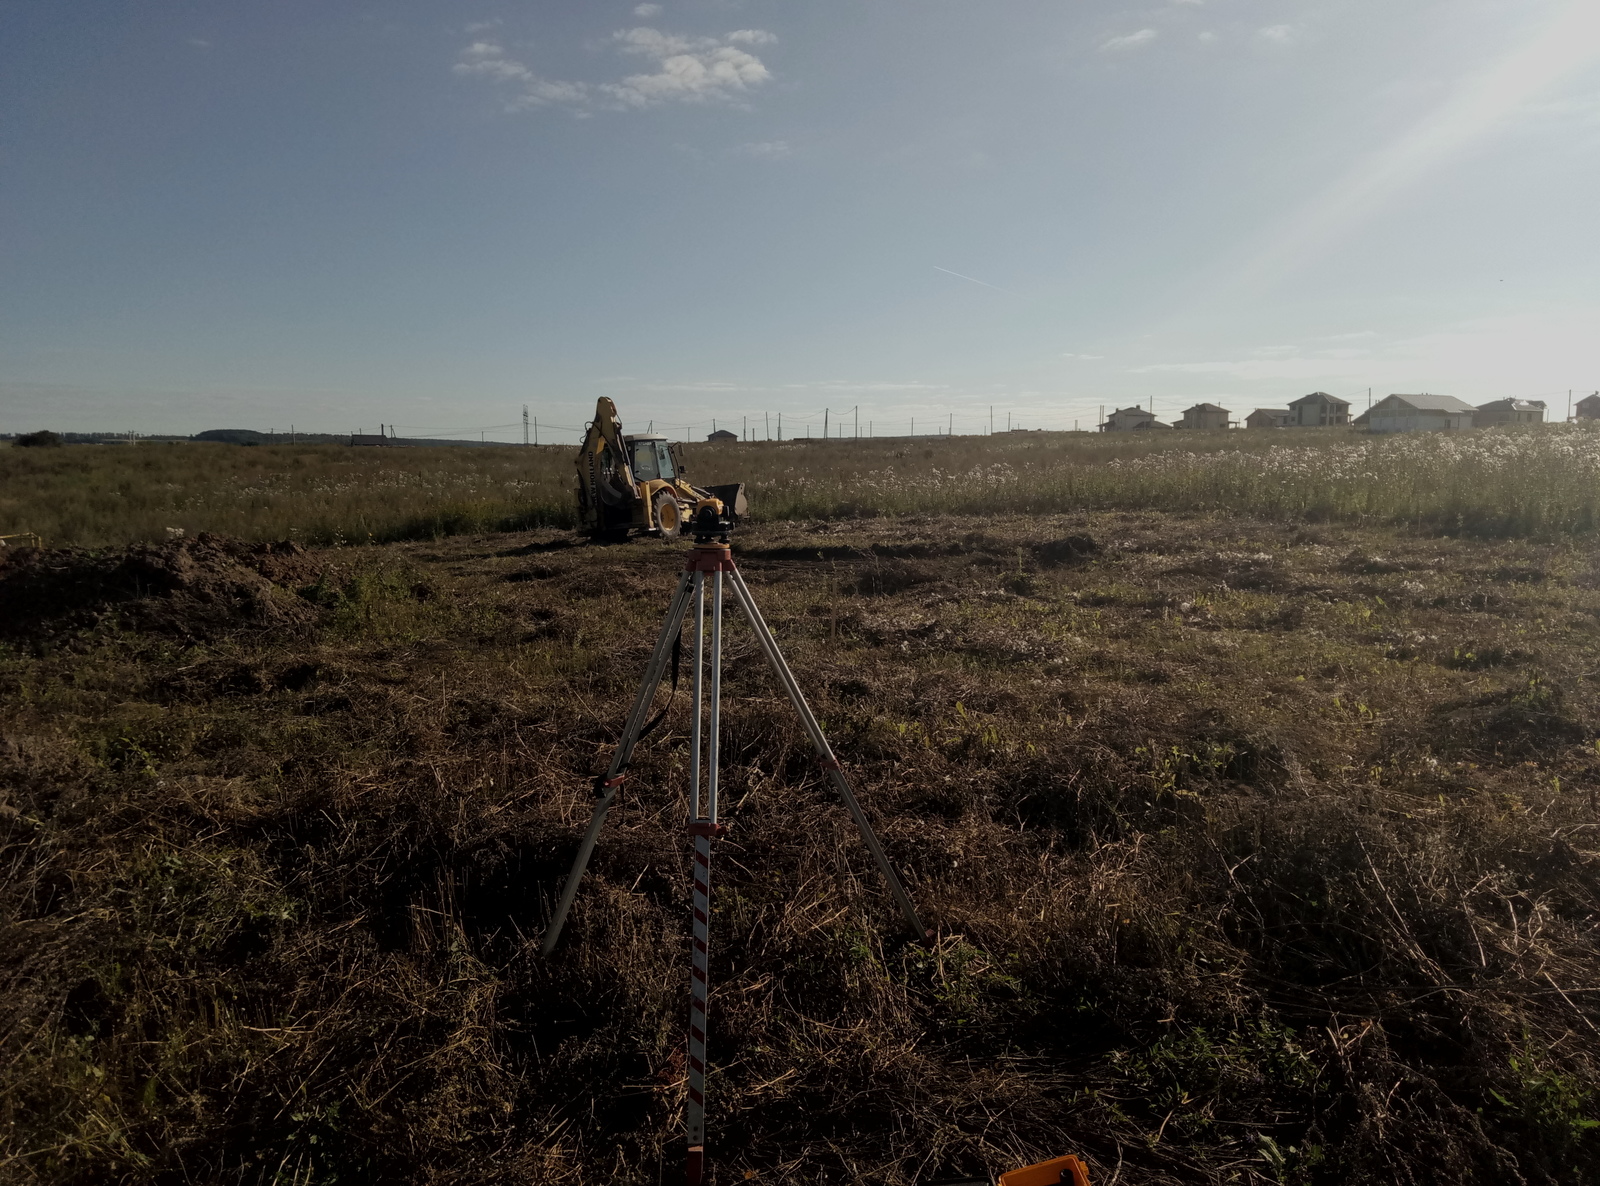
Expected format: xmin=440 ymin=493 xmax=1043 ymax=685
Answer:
xmin=1246 ymin=408 xmax=1291 ymax=429
xmin=1177 ymin=403 xmax=1230 ymax=430
xmin=1100 ymin=406 xmax=1171 ymax=432
xmin=1287 ymin=392 xmax=1351 ymax=427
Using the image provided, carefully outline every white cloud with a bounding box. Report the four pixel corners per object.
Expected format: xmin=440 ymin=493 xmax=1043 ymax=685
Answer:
xmin=1198 ymin=31 xmax=1217 ymax=44
xmin=604 ymin=28 xmax=771 ymax=108
xmin=454 ymin=26 xmax=775 ymax=113
xmin=1060 ymin=352 xmax=1105 ymax=360
xmin=1100 ymin=29 xmax=1157 ymax=53
xmin=454 ymin=42 xmax=534 ymax=84
xmin=186 ymin=37 xmax=211 ymax=49
xmin=464 ymin=20 xmax=500 ymax=33
xmin=736 ymin=140 xmax=791 ymax=158
xmin=1257 ymin=25 xmax=1295 ymax=44
xmin=633 ymin=4 xmax=662 ymax=15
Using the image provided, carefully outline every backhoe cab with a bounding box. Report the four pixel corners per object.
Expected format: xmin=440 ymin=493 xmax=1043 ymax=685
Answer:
xmin=575 ymin=398 xmax=747 ymax=540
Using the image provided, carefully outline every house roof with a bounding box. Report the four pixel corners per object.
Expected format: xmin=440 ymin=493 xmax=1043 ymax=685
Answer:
xmin=1109 ymin=406 xmax=1154 ymax=417
xmin=1576 ymin=393 xmax=1600 ymax=407
xmin=1476 ymin=398 xmax=1545 ymax=412
xmin=1248 ymin=408 xmax=1290 ymax=416
xmin=1184 ymin=403 xmax=1229 ymax=414
xmin=1288 ymin=391 xmax=1350 ymax=408
xmin=1380 ymin=393 xmax=1476 ymax=413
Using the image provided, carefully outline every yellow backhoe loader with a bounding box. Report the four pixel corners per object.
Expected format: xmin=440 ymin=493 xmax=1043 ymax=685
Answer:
xmin=574 ymin=398 xmax=747 ymax=539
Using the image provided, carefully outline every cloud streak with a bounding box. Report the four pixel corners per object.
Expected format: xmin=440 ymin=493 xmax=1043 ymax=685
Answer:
xmin=454 ymin=26 xmax=776 ymax=113
xmin=933 ymin=265 xmax=1009 ymax=292
xmin=1100 ymin=29 xmax=1157 ymax=52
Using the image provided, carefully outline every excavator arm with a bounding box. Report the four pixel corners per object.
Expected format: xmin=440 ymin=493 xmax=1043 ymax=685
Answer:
xmin=575 ymin=397 xmax=642 ymax=534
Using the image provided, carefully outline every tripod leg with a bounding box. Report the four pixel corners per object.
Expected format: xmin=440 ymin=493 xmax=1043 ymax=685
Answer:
xmin=726 ymin=567 xmax=930 ymax=941
xmin=541 ymin=571 xmax=698 ymax=955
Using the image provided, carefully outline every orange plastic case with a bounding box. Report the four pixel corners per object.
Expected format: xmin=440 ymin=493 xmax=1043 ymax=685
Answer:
xmin=997 ymin=1154 xmax=1091 ymax=1186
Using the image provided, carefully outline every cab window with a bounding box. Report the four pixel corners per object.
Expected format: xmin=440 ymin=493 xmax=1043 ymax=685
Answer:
xmin=630 ymin=442 xmax=660 ymax=481
xmin=656 ymin=442 xmax=677 ymax=478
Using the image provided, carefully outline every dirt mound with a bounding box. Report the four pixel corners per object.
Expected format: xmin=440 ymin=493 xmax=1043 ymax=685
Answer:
xmin=0 ymin=534 xmax=323 ymax=646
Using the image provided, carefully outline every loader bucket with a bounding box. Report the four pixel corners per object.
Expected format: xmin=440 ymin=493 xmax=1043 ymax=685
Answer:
xmin=704 ymin=482 xmax=748 ymax=520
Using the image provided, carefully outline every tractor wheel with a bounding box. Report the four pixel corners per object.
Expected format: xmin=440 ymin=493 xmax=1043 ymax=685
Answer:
xmin=652 ymin=490 xmax=683 ymax=539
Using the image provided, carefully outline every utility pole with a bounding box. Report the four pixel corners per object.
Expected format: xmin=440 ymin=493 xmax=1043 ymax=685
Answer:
xmin=989 ymin=405 xmax=993 ymax=434
xmin=291 ymin=424 xmax=295 ymax=445
xmin=523 ymin=405 xmax=530 ymax=446
xmin=911 ymin=417 xmax=915 ymax=437
xmin=824 ymin=408 xmax=829 ymax=438
xmin=854 ymin=406 xmax=858 ymax=438
xmin=948 ymin=413 xmax=952 ymax=436
xmin=765 ymin=411 xmax=770 ymax=440
xmin=1367 ymin=387 xmax=1372 ymax=412
xmin=1007 ymin=412 xmax=1011 ymax=432
xmin=1568 ymin=390 xmax=1573 ymax=422
xmin=778 ymin=413 xmax=782 ymax=440
xmin=535 ymin=417 xmax=538 ymax=445
xmin=744 ymin=415 xmax=747 ymax=441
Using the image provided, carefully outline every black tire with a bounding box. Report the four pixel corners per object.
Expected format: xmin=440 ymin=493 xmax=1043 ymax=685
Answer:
xmin=652 ymin=490 xmax=683 ymax=539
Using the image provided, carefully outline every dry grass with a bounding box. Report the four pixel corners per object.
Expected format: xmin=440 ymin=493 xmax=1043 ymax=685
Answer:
xmin=3 ymin=512 xmax=1599 ymax=1184
xmin=8 ymin=424 xmax=1600 ymax=550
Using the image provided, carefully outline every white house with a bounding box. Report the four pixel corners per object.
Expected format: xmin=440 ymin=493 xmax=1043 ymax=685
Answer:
xmin=1362 ymin=393 xmax=1475 ymax=433
xmin=1474 ymin=398 xmax=1545 ymax=427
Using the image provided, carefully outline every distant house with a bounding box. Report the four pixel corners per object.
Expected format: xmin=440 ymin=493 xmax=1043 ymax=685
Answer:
xmin=350 ymin=433 xmax=391 ymax=447
xmin=1177 ymin=403 xmax=1231 ymax=430
xmin=1575 ymin=393 xmax=1600 ymax=421
xmin=1101 ymin=406 xmax=1171 ymax=432
xmin=1246 ymin=408 xmax=1292 ymax=429
xmin=706 ymin=429 xmax=738 ymax=443
xmin=1364 ymin=393 xmax=1475 ymax=433
xmin=1287 ymin=392 xmax=1351 ymax=427
xmin=1474 ymin=398 xmax=1545 ymax=427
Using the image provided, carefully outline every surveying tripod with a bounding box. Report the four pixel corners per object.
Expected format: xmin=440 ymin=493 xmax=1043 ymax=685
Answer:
xmin=541 ymin=505 xmax=929 ymax=1185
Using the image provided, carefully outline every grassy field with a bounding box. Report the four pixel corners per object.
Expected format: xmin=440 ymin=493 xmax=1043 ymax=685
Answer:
xmin=7 ymin=424 xmax=1600 ymax=548
xmin=3 ymin=503 xmax=1600 ymax=1184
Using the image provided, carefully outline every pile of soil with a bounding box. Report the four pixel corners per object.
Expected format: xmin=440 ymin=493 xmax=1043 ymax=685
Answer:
xmin=0 ymin=534 xmax=324 ymax=646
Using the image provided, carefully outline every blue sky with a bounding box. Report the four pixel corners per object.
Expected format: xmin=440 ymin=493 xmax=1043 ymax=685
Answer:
xmin=2 ymin=0 xmax=1597 ymax=440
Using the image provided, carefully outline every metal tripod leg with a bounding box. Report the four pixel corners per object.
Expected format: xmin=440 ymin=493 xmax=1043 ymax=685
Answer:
xmin=540 ymin=570 xmax=698 ymax=955
xmin=684 ymin=569 xmax=722 ymax=1186
xmin=726 ymin=566 xmax=930 ymax=940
